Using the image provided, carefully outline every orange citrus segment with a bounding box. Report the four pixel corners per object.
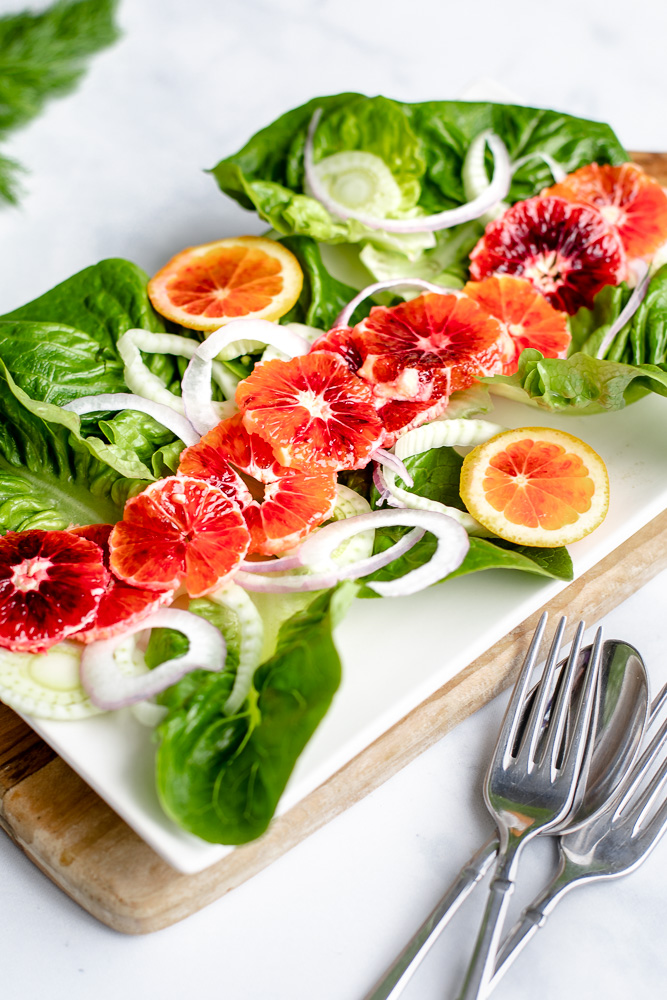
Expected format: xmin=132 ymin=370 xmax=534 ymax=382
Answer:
xmin=544 ymin=163 xmax=667 ymax=259
xmin=460 ymin=427 xmax=609 ymax=547
xmin=463 ymin=276 xmax=571 ymax=374
xmin=147 ymin=236 xmax=303 ymax=332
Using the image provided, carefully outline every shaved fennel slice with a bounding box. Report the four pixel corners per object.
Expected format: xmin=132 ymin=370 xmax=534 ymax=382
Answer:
xmin=118 ymin=328 xmax=239 ymax=412
xmin=383 ymin=419 xmax=507 ymax=535
xmin=80 ymin=609 xmax=225 ymax=710
xmin=182 ymin=319 xmax=311 ymax=435
xmin=0 ymin=641 xmax=102 ymax=720
xmin=305 ymin=149 xmax=403 ymax=219
xmin=205 ymin=583 xmax=265 ymax=715
xmin=63 ymin=392 xmax=201 ymax=447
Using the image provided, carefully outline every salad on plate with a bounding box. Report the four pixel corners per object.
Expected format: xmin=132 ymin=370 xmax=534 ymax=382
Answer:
xmin=2 ymin=93 xmax=667 ymax=856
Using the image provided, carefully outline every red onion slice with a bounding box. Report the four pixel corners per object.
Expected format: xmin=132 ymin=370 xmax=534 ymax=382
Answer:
xmin=596 ymin=260 xmax=651 ymax=359
xmin=240 ymin=554 xmax=303 ymax=574
xmin=234 ymin=508 xmax=469 ymax=597
xmin=63 ymin=392 xmax=200 ymax=447
xmin=334 ymin=279 xmax=458 ymax=328
xmin=80 ymin=608 xmax=225 ymax=710
xmin=305 ymin=109 xmax=511 ymax=234
xmin=372 ymin=448 xmax=414 ymax=488
xmin=182 ymin=319 xmax=312 ymax=435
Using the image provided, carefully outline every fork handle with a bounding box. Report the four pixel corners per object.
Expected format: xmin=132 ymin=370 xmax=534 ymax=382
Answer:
xmin=363 ymin=836 xmax=499 ymax=1000
xmin=456 ymin=855 xmax=518 ymax=1000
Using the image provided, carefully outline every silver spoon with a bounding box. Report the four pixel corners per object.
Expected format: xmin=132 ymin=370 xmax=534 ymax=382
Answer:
xmin=364 ymin=637 xmax=649 ymax=1000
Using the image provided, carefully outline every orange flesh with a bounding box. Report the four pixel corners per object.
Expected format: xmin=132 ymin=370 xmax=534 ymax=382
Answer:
xmin=482 ymin=438 xmax=595 ymax=530
xmin=167 ymin=246 xmax=283 ymax=318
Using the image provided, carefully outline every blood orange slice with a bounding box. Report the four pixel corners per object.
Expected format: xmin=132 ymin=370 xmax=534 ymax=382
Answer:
xmin=463 ymin=276 xmax=570 ymax=374
xmin=0 ymin=530 xmax=109 ymax=653
xmin=109 ymin=477 xmax=250 ymax=598
xmin=469 ymin=197 xmax=626 ymax=314
xmin=544 ymin=163 xmax=667 ymax=259
xmin=147 ymin=236 xmax=303 ymax=332
xmin=236 ymin=353 xmax=384 ymax=471
xmin=460 ymin=427 xmax=609 ymax=547
xmin=178 ymin=413 xmax=338 ymax=555
xmin=71 ymin=525 xmax=174 ymax=643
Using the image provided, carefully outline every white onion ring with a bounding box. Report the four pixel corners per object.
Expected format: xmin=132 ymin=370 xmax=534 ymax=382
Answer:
xmin=596 ymin=260 xmax=651 ymax=359
xmin=63 ymin=392 xmax=200 ymax=447
xmin=234 ymin=508 xmax=470 ymax=596
xmin=305 ymin=109 xmax=511 ymax=234
xmin=181 ymin=319 xmax=311 ymax=435
xmin=80 ymin=609 xmax=226 ymax=710
xmin=334 ymin=278 xmax=458 ymax=329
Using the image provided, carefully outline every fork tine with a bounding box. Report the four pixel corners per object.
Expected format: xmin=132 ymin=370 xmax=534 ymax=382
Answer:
xmin=499 ymin=612 xmax=548 ymax=768
xmin=637 ymin=792 xmax=667 ymax=851
xmin=522 ymin=616 xmax=567 ymax=764
xmin=630 ymin=753 xmax=667 ymax=834
xmin=552 ymin=625 xmax=602 ymax=781
xmin=613 ymin=715 xmax=667 ymax=820
xmin=649 ymin=682 xmax=667 ymax=726
xmin=540 ymin=620 xmax=586 ymax=772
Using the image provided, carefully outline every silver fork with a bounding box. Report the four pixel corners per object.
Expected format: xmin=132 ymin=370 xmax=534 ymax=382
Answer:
xmin=456 ymin=614 xmax=603 ymax=1000
xmin=489 ymin=681 xmax=667 ymax=992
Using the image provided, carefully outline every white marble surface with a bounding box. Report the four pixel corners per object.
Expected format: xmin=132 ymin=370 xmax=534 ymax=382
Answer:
xmin=1 ymin=0 xmax=667 ymax=997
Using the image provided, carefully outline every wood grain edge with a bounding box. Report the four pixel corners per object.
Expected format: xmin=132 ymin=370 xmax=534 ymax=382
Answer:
xmin=3 ymin=507 xmax=667 ymax=934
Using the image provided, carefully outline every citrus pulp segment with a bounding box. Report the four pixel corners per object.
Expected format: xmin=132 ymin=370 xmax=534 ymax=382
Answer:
xmin=71 ymin=524 xmax=175 ymax=643
xmin=469 ymin=196 xmax=627 ymax=314
xmin=544 ymin=163 xmax=667 ymax=259
xmin=109 ymin=476 xmax=251 ymax=598
xmin=147 ymin=236 xmax=303 ymax=332
xmin=236 ymin=353 xmax=385 ymax=471
xmin=463 ymin=275 xmax=571 ymax=374
xmin=460 ymin=427 xmax=609 ymax=547
xmin=0 ymin=530 xmax=109 ymax=652
xmin=178 ymin=413 xmax=337 ymax=555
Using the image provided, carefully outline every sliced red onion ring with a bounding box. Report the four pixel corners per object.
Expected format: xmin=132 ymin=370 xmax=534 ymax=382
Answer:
xmin=181 ymin=319 xmax=312 ymax=435
xmin=334 ymin=278 xmax=458 ymax=329
xmin=240 ymin=554 xmax=303 ymax=573
xmin=63 ymin=392 xmax=200 ymax=446
xmin=305 ymin=109 xmax=511 ymax=234
xmin=373 ymin=465 xmax=391 ymax=506
xmin=596 ymin=260 xmax=651 ymax=360
xmin=80 ymin=608 xmax=225 ymax=710
xmin=234 ymin=508 xmax=470 ymax=597
xmin=372 ymin=447 xmax=414 ymax=488
xmin=512 ymin=151 xmax=567 ymax=184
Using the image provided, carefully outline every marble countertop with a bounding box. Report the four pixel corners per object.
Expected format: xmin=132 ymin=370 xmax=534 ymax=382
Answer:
xmin=1 ymin=0 xmax=667 ymax=997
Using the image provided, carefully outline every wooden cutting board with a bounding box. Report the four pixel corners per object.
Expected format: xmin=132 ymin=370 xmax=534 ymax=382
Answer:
xmin=1 ymin=151 xmax=665 ymax=935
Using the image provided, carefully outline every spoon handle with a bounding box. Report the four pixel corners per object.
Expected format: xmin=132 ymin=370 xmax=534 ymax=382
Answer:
xmin=363 ymin=835 xmax=498 ymax=1000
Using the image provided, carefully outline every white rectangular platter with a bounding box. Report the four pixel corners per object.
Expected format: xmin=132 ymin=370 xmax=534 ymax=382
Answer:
xmin=25 ymin=390 xmax=667 ymax=874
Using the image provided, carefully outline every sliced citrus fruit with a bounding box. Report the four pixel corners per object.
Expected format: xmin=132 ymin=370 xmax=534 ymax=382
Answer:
xmin=178 ymin=413 xmax=337 ymax=555
xmin=469 ymin=196 xmax=626 ymax=314
xmin=544 ymin=163 xmax=667 ymax=259
xmin=71 ymin=524 xmax=174 ymax=643
xmin=0 ymin=530 xmax=109 ymax=653
xmin=109 ymin=476 xmax=250 ymax=598
xmin=314 ymin=293 xmax=505 ymax=398
xmin=460 ymin=427 xmax=609 ymax=547
xmin=236 ymin=353 xmax=385 ymax=471
xmin=463 ymin=275 xmax=571 ymax=374
xmin=147 ymin=236 xmax=303 ymax=332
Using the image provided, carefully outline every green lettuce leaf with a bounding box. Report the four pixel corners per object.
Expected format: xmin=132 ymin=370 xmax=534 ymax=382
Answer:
xmin=211 ymin=93 xmax=627 ymax=268
xmin=0 ymin=360 xmax=144 ymax=531
xmin=360 ymin=443 xmax=572 ymax=595
xmin=486 ymin=348 xmax=667 ymax=413
xmin=155 ymin=588 xmax=343 ymax=844
xmin=278 ymin=235 xmax=372 ymax=330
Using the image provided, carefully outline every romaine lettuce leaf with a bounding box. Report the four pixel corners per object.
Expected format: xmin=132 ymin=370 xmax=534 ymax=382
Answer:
xmin=156 ymin=588 xmax=343 ymax=844
xmin=0 ymin=258 xmax=178 ymax=396
xmin=211 ymin=94 xmax=627 ymax=266
xmin=0 ymin=361 xmax=147 ymax=531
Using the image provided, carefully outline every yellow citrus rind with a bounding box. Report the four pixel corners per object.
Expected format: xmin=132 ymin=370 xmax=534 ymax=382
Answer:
xmin=459 ymin=426 xmax=609 ymax=547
